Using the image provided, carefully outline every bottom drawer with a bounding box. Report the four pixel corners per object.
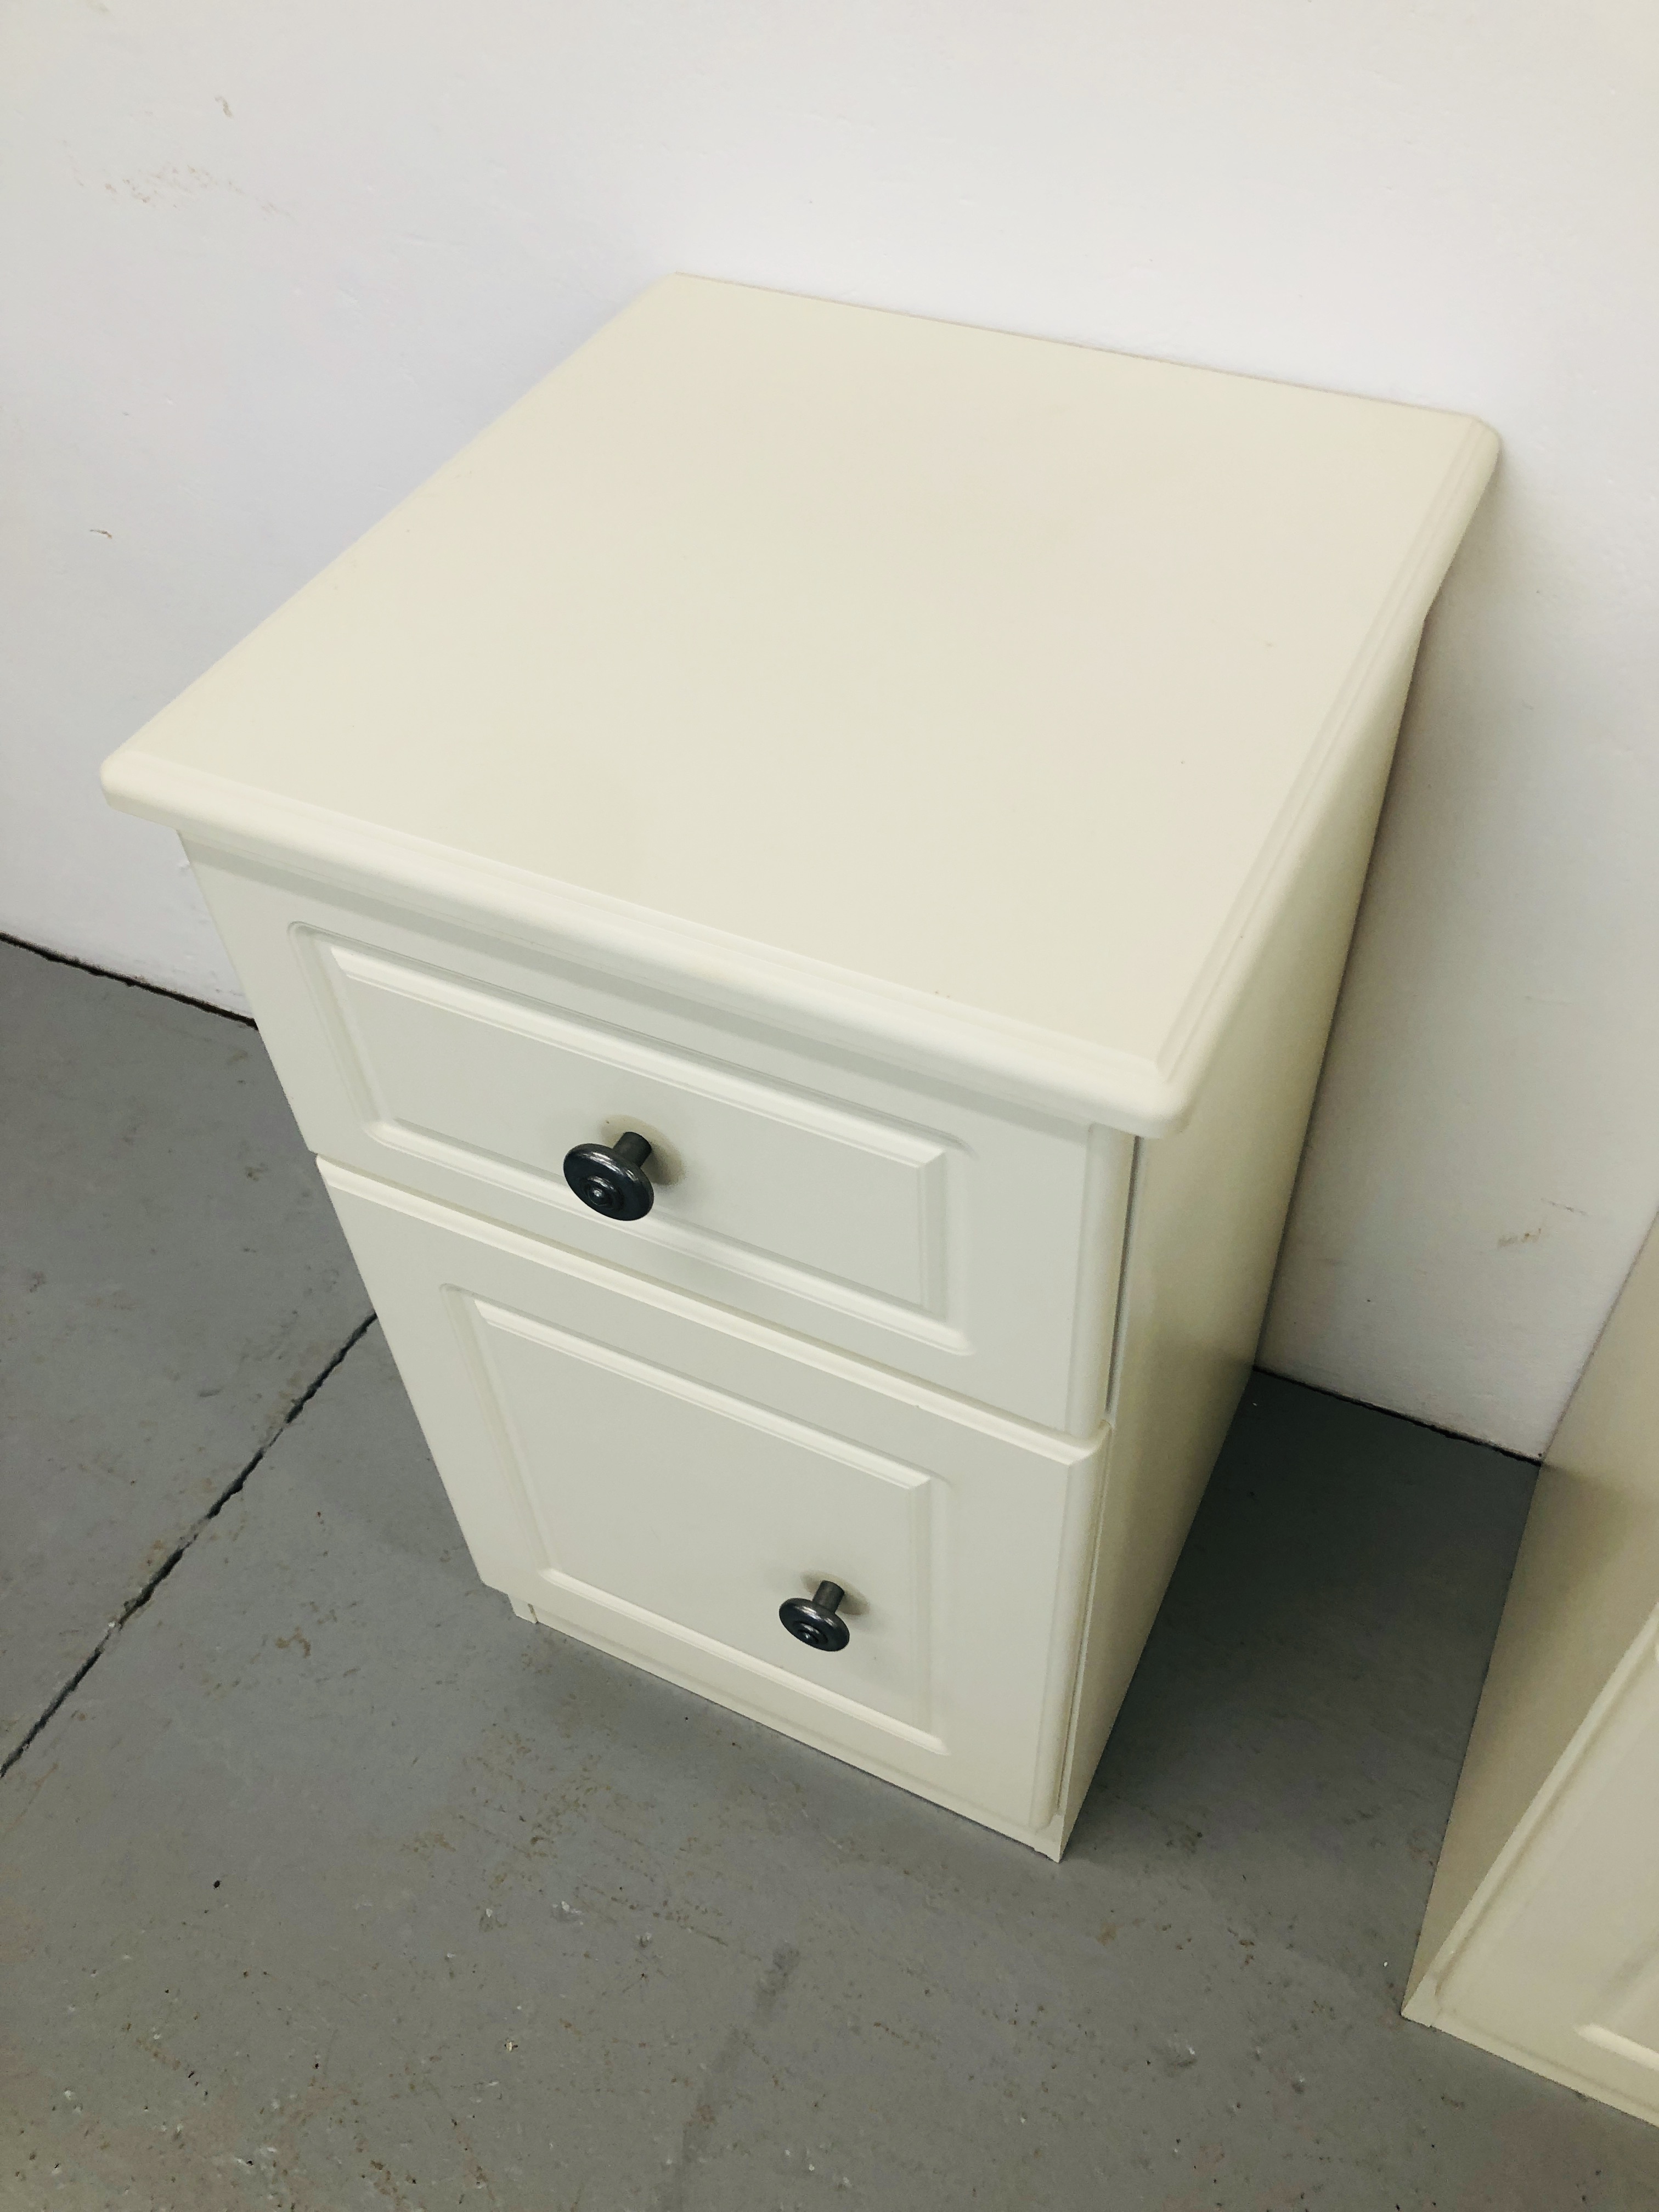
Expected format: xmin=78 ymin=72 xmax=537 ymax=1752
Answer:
xmin=321 ymin=1161 xmax=1107 ymax=1840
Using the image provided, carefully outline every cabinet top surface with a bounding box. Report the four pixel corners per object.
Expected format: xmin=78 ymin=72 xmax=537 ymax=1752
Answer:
xmin=104 ymin=276 xmax=1494 ymax=1128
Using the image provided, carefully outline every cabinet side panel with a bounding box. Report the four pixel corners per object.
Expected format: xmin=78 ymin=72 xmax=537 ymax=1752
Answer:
xmin=1056 ymin=637 xmax=1418 ymax=1841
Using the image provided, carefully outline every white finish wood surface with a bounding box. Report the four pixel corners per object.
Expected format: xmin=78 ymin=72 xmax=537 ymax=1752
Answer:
xmin=101 ymin=275 xmax=1495 ymax=1135
xmin=100 ymin=280 xmax=1494 ymax=1852
xmin=323 ymin=1162 xmax=1106 ymax=1849
xmin=183 ymin=860 xmax=1133 ymax=1434
xmin=1054 ymin=634 xmax=1420 ymax=1827
xmin=1406 ymin=1216 xmax=1659 ymax=2121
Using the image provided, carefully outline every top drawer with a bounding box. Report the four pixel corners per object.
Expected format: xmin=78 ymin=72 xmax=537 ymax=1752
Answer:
xmin=190 ymin=857 xmax=1131 ymax=1432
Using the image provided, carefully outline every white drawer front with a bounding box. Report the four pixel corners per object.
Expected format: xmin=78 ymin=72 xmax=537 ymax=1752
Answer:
xmin=319 ymin=936 xmax=946 ymax=1311
xmin=194 ymin=860 xmax=1132 ymax=1431
xmin=323 ymin=1164 xmax=1107 ymax=1830
xmin=469 ymin=1297 xmax=934 ymax=1736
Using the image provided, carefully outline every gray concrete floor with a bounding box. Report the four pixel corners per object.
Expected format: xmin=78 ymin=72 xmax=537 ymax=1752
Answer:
xmin=3 ymin=940 xmax=1657 ymax=2210
xmin=0 ymin=939 xmax=371 ymax=1768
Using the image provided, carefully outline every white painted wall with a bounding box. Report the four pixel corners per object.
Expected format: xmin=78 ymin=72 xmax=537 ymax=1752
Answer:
xmin=2 ymin=1 xmax=1654 ymax=1454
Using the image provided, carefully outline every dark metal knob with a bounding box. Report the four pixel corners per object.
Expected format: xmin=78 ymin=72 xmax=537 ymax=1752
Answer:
xmin=779 ymin=1581 xmax=850 ymax=1653
xmin=562 ymin=1130 xmax=654 ymax=1221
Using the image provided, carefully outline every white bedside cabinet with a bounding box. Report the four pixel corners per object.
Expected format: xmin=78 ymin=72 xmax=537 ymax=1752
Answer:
xmin=102 ymin=278 xmax=1496 ymax=1857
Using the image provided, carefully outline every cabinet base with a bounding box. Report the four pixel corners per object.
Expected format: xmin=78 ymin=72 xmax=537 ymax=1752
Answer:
xmin=503 ymin=1587 xmax=1074 ymax=1863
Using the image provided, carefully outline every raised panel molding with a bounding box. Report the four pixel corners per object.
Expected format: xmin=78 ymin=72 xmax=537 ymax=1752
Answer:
xmin=311 ymin=929 xmax=956 ymax=1322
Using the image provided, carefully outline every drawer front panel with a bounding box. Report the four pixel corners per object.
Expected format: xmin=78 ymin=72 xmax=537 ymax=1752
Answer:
xmin=321 ymin=936 xmax=946 ymax=1312
xmin=465 ymin=1293 xmax=935 ymax=1734
xmin=324 ymin=1164 xmax=1107 ymax=1828
xmin=194 ymin=859 xmax=1133 ymax=1431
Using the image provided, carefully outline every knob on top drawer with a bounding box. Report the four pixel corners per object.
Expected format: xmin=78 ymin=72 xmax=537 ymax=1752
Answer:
xmin=563 ymin=1131 xmax=655 ymax=1220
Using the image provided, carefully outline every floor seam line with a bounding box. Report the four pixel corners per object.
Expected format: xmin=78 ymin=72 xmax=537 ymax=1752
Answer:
xmin=0 ymin=1311 xmax=377 ymax=1781
xmin=1250 ymin=1361 xmax=1542 ymax=1463
xmin=0 ymin=928 xmax=256 ymax=1026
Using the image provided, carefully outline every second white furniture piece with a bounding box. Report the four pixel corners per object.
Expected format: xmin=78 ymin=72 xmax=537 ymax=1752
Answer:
xmin=1408 ymin=1215 xmax=1659 ymax=2123
xmin=102 ymin=276 xmax=1496 ymax=1857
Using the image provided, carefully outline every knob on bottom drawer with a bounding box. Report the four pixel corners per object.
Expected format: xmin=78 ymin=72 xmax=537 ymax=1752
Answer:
xmin=780 ymin=1581 xmax=850 ymax=1652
